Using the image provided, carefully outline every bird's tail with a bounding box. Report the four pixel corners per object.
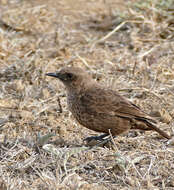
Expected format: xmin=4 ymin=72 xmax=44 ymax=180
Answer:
xmin=132 ymin=119 xmax=171 ymax=139
xmin=145 ymin=121 xmax=170 ymax=139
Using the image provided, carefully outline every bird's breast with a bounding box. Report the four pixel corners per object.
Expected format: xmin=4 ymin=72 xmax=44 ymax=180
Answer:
xmin=67 ymin=93 xmax=86 ymax=115
xmin=67 ymin=92 xmax=94 ymax=125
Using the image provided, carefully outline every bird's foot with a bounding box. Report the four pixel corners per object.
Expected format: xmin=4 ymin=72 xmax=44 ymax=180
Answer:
xmin=83 ymin=134 xmax=109 ymax=143
xmin=84 ymin=134 xmax=117 ymax=148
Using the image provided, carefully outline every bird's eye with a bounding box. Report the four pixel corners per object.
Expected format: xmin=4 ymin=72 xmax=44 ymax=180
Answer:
xmin=65 ymin=73 xmax=74 ymax=80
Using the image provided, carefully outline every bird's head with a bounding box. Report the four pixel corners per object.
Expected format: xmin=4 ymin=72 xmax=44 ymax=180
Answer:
xmin=46 ymin=67 xmax=93 ymax=91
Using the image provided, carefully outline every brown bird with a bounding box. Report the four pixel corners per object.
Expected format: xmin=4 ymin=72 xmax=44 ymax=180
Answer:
xmin=46 ymin=67 xmax=170 ymax=140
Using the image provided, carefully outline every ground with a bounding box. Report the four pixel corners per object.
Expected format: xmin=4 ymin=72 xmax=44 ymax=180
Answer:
xmin=0 ymin=0 xmax=174 ymax=189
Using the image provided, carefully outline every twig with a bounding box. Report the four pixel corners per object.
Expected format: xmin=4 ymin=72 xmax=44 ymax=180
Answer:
xmin=90 ymin=21 xmax=127 ymax=50
xmin=98 ymin=21 xmax=127 ymax=43
xmin=76 ymin=53 xmax=91 ymax=69
xmin=57 ymin=97 xmax=62 ymax=113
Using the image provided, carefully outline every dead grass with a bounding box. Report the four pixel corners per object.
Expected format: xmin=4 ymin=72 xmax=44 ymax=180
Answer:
xmin=0 ymin=0 xmax=174 ymax=189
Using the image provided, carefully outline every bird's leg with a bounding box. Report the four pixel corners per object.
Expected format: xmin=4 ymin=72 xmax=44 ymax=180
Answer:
xmin=83 ymin=133 xmax=109 ymax=143
xmin=88 ymin=135 xmax=117 ymax=149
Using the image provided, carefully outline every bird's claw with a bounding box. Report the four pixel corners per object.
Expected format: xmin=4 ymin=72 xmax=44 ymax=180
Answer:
xmin=83 ymin=134 xmax=108 ymax=143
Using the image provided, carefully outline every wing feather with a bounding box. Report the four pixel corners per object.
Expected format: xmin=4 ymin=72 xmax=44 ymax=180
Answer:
xmin=81 ymin=87 xmax=156 ymax=123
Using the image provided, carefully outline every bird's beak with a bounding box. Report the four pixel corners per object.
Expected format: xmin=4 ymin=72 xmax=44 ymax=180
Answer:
xmin=46 ymin=72 xmax=59 ymax=78
xmin=46 ymin=72 xmax=65 ymax=81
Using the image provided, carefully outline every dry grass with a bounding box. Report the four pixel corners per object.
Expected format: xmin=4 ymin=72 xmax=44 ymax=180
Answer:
xmin=0 ymin=0 xmax=174 ymax=189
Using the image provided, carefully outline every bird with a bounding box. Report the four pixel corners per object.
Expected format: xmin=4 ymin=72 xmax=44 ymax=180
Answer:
xmin=46 ymin=67 xmax=171 ymax=141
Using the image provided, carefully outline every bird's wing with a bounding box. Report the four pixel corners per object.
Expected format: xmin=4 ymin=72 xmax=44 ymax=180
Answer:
xmin=81 ymin=87 xmax=156 ymax=123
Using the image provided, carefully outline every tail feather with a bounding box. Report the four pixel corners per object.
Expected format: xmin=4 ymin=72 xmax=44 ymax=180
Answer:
xmin=132 ymin=119 xmax=171 ymax=139
xmin=145 ymin=121 xmax=171 ymax=139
